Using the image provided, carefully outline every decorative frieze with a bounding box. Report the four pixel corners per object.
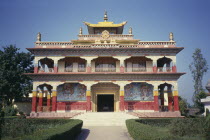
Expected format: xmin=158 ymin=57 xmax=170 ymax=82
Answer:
xmin=29 ymin=73 xmax=184 ymax=81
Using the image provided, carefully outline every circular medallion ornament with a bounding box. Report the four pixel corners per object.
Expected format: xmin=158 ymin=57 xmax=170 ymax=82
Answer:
xmin=101 ymin=30 xmax=110 ymax=39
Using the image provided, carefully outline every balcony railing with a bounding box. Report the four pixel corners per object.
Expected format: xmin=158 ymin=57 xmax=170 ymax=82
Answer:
xmin=64 ymin=68 xmax=86 ymax=72
xmin=157 ymin=67 xmax=172 ymax=72
xmin=126 ymin=67 xmax=153 ymax=72
xmin=95 ymin=67 xmax=116 ymax=72
xmin=38 ymin=68 xmax=54 ymax=73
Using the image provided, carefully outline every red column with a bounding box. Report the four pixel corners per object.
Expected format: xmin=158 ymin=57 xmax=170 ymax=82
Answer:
xmin=38 ymin=92 xmax=43 ymax=112
xmin=31 ymin=91 xmax=37 ymax=112
xmin=34 ymin=67 xmax=38 ymax=73
xmin=87 ymin=66 xmax=91 ymax=73
xmin=172 ymin=65 xmax=177 ymax=72
xmin=120 ymin=90 xmax=125 ymax=111
xmin=154 ymin=96 xmax=159 ymax=111
xmin=47 ymin=94 xmax=51 ymax=111
xmin=52 ymin=91 xmax=57 ymax=112
xmin=173 ymin=96 xmax=179 ymax=111
xmin=120 ymin=66 xmax=124 ymax=73
xmin=86 ymin=90 xmax=91 ymax=111
xmin=153 ymin=66 xmax=157 ymax=73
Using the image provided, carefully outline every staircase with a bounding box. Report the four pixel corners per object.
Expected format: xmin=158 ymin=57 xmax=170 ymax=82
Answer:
xmin=72 ymin=112 xmax=138 ymax=126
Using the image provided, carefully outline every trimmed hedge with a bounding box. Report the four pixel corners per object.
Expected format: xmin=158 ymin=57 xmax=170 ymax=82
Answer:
xmin=126 ymin=119 xmax=208 ymax=140
xmin=137 ymin=118 xmax=172 ymax=127
xmin=2 ymin=119 xmax=83 ymax=140
xmin=126 ymin=119 xmax=175 ymax=140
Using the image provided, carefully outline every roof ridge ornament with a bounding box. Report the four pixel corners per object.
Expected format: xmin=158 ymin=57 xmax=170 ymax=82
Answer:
xmin=79 ymin=27 xmax=83 ymax=35
xmin=169 ymin=32 xmax=174 ymax=41
xmin=37 ymin=32 xmax=41 ymax=42
xmin=129 ymin=27 xmax=132 ymax=35
xmin=104 ymin=10 xmax=108 ymax=22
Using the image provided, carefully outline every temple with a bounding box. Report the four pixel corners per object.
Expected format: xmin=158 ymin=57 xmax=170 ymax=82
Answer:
xmin=27 ymin=12 xmax=185 ymax=117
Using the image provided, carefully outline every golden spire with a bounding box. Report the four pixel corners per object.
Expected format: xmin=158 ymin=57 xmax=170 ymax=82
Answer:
xmin=79 ymin=27 xmax=83 ymax=35
xmin=37 ymin=32 xmax=41 ymax=42
xmin=169 ymin=32 xmax=174 ymax=41
xmin=104 ymin=10 xmax=108 ymax=22
xmin=129 ymin=27 xmax=132 ymax=35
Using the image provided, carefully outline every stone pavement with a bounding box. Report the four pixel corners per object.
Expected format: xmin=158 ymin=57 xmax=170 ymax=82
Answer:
xmin=76 ymin=126 xmax=132 ymax=140
xmin=73 ymin=112 xmax=137 ymax=140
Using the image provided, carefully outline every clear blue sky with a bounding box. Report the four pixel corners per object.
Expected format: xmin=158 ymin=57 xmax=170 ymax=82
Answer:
xmin=1 ymin=0 xmax=210 ymax=104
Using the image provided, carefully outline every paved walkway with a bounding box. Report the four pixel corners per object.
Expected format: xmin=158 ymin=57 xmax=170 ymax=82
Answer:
xmin=73 ymin=112 xmax=137 ymax=140
xmin=76 ymin=126 xmax=132 ymax=140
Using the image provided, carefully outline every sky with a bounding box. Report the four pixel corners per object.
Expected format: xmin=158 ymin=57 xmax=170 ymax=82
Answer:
xmin=0 ymin=0 xmax=210 ymax=104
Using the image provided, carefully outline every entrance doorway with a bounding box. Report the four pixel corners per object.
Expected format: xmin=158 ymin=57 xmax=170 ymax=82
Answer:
xmin=97 ymin=95 xmax=114 ymax=112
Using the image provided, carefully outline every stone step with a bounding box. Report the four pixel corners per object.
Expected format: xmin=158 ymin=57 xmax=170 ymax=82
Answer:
xmin=72 ymin=112 xmax=138 ymax=126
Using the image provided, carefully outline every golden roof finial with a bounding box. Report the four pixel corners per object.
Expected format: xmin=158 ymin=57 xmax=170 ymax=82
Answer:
xmin=79 ymin=27 xmax=83 ymax=35
xmin=104 ymin=10 xmax=108 ymax=22
xmin=37 ymin=32 xmax=41 ymax=42
xmin=169 ymin=32 xmax=174 ymax=41
xmin=129 ymin=27 xmax=132 ymax=35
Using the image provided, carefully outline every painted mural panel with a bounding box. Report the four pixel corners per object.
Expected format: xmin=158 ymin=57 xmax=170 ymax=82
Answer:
xmin=57 ymin=83 xmax=86 ymax=101
xmin=124 ymin=83 xmax=154 ymax=101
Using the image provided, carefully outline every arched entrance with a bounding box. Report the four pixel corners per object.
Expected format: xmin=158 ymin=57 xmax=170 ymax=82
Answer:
xmin=158 ymin=83 xmax=173 ymax=111
xmin=91 ymin=83 xmax=120 ymax=112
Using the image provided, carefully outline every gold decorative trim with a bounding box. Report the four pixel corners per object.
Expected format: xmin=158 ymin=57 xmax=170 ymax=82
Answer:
xmin=52 ymin=91 xmax=57 ymax=97
xmin=83 ymin=21 xmax=127 ymax=27
xmin=120 ymin=90 xmax=124 ymax=96
xmin=86 ymin=90 xmax=91 ymax=96
xmin=173 ymin=90 xmax=179 ymax=96
xmin=32 ymin=91 xmax=37 ymax=97
xmin=47 ymin=94 xmax=51 ymax=99
xmin=153 ymin=90 xmax=159 ymax=96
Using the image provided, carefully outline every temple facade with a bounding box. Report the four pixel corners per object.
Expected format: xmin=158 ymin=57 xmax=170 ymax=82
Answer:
xmin=27 ymin=12 xmax=185 ymax=117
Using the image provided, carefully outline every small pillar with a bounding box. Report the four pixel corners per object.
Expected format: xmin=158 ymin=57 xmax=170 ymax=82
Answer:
xmin=86 ymin=90 xmax=91 ymax=111
xmin=38 ymin=92 xmax=43 ymax=112
xmin=120 ymin=90 xmax=125 ymax=111
xmin=47 ymin=93 xmax=51 ymax=111
xmin=31 ymin=90 xmax=37 ymax=112
xmin=54 ymin=63 xmax=58 ymax=73
xmin=34 ymin=63 xmax=38 ymax=73
xmin=52 ymin=90 xmax=57 ymax=112
xmin=173 ymin=90 xmax=179 ymax=111
xmin=172 ymin=65 xmax=177 ymax=72
xmin=153 ymin=89 xmax=159 ymax=111
xmin=153 ymin=61 xmax=157 ymax=73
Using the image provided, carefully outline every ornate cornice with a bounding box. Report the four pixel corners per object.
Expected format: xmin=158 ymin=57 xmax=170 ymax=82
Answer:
xmin=27 ymin=47 xmax=184 ymax=56
xmin=26 ymin=73 xmax=185 ymax=81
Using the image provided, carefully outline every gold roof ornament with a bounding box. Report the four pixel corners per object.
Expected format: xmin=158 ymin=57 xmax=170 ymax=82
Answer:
xmin=129 ymin=27 xmax=132 ymax=35
xmin=83 ymin=11 xmax=127 ymax=34
xmin=169 ymin=32 xmax=174 ymax=41
xmin=104 ymin=10 xmax=108 ymax=22
xmin=79 ymin=27 xmax=83 ymax=35
xmin=101 ymin=30 xmax=110 ymax=39
xmin=37 ymin=32 xmax=41 ymax=42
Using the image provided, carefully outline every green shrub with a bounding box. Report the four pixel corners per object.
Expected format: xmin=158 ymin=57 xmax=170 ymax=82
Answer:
xmin=2 ymin=118 xmax=82 ymax=140
xmin=169 ymin=118 xmax=206 ymax=137
xmin=126 ymin=119 xmax=175 ymax=140
xmin=137 ymin=119 xmax=172 ymax=127
xmin=3 ymin=106 xmax=17 ymax=116
xmin=22 ymin=119 xmax=83 ymax=140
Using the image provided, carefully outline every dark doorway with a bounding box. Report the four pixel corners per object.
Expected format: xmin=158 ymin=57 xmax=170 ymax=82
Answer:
xmin=97 ymin=95 xmax=114 ymax=112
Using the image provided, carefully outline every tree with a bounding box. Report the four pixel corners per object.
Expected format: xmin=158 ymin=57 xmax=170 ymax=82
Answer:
xmin=189 ymin=48 xmax=208 ymax=103
xmin=0 ymin=45 xmax=34 ymax=105
xmin=195 ymin=90 xmax=207 ymax=114
xmin=178 ymin=96 xmax=189 ymax=116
